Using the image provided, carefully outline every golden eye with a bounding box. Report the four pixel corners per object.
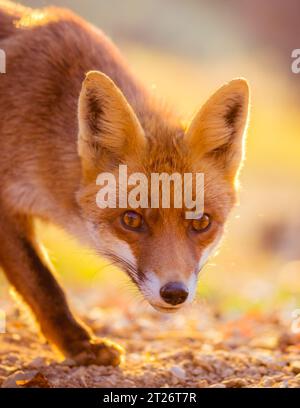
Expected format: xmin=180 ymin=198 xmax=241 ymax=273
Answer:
xmin=122 ymin=211 xmax=143 ymax=230
xmin=191 ymin=213 xmax=211 ymax=232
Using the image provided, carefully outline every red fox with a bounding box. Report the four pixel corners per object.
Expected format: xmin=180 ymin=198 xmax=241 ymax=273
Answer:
xmin=0 ymin=1 xmax=249 ymax=366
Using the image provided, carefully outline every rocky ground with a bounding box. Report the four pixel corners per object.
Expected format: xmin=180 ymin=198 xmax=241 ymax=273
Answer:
xmin=0 ymin=301 xmax=300 ymax=388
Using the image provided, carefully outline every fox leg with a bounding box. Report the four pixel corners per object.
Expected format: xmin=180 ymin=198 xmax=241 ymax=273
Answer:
xmin=0 ymin=208 xmax=123 ymax=366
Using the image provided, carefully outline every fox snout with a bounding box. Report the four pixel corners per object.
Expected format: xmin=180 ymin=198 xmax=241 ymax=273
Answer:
xmin=139 ymin=270 xmax=198 ymax=313
xmin=160 ymin=282 xmax=189 ymax=305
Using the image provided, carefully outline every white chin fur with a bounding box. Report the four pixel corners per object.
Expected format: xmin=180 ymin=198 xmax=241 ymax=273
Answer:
xmin=86 ymin=221 xmax=137 ymax=268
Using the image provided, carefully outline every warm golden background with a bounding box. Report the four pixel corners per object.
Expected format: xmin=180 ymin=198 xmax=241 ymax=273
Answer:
xmin=1 ymin=0 xmax=299 ymax=317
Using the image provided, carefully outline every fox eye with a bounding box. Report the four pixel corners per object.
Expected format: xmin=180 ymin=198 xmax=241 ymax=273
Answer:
xmin=122 ymin=211 xmax=143 ymax=230
xmin=191 ymin=213 xmax=211 ymax=232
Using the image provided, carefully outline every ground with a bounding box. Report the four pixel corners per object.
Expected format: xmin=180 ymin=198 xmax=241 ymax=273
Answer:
xmin=1 ymin=299 xmax=300 ymax=388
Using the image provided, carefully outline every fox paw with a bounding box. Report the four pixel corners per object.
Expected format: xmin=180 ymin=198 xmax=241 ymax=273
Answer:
xmin=67 ymin=338 xmax=124 ymax=366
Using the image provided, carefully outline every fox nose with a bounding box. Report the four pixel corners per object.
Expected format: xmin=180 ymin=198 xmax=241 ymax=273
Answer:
xmin=160 ymin=282 xmax=189 ymax=305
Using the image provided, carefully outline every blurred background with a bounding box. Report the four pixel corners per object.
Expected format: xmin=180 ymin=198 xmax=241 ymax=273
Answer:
xmin=1 ymin=0 xmax=300 ymax=317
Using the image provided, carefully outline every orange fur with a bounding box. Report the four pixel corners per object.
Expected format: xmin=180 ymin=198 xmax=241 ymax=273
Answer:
xmin=0 ymin=1 xmax=249 ymax=364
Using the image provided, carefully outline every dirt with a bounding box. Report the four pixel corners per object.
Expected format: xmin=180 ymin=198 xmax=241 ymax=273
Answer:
xmin=0 ymin=301 xmax=300 ymax=388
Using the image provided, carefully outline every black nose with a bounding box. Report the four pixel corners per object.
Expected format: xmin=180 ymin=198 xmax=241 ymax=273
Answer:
xmin=160 ymin=282 xmax=189 ymax=305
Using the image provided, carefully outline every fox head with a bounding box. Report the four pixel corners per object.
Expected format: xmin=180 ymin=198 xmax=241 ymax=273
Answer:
xmin=77 ymin=71 xmax=250 ymax=312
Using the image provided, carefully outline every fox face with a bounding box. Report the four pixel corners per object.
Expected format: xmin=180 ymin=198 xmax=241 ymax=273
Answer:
xmin=77 ymin=71 xmax=250 ymax=313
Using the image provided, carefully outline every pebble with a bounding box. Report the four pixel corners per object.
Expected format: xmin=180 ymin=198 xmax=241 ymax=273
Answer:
xmin=197 ymin=379 xmax=209 ymax=387
xmin=1 ymin=370 xmax=38 ymax=388
xmin=209 ymin=383 xmax=226 ymax=388
xmin=28 ymin=357 xmax=47 ymax=369
xmin=249 ymin=336 xmax=278 ymax=350
xmin=170 ymin=366 xmax=186 ymax=380
xmin=11 ymin=334 xmax=21 ymax=341
xmin=290 ymin=361 xmax=300 ymax=374
xmin=222 ymin=378 xmax=247 ymax=388
xmin=279 ymin=380 xmax=289 ymax=388
xmin=61 ymin=358 xmax=76 ymax=367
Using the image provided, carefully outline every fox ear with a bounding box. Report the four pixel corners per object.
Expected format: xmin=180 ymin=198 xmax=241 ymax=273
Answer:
xmin=185 ymin=79 xmax=250 ymax=181
xmin=78 ymin=71 xmax=146 ymax=178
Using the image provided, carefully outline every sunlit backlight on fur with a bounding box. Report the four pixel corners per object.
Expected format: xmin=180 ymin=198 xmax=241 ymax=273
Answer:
xmin=15 ymin=10 xmax=59 ymax=29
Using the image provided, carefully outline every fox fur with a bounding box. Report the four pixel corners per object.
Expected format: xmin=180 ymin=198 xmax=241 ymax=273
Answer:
xmin=0 ymin=0 xmax=249 ymax=365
